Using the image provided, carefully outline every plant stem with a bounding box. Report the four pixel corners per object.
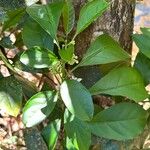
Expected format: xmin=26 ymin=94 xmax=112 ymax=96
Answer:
xmin=70 ymin=63 xmax=80 ymax=72
xmin=0 ymin=49 xmax=17 ymax=74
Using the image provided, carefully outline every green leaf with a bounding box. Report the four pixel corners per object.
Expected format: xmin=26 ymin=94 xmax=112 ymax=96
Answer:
xmin=90 ymin=67 xmax=148 ymax=102
xmin=62 ymin=0 xmax=75 ymax=34
xmin=78 ymin=34 xmax=130 ymax=67
xmin=133 ymin=33 xmax=150 ymax=59
xmin=22 ymin=17 xmax=54 ymax=51
xmin=76 ymin=0 xmax=108 ymax=35
xmin=20 ymin=46 xmax=58 ymax=69
xmin=134 ymin=52 xmax=150 ymax=85
xmin=59 ymin=44 xmax=74 ymax=62
xmin=0 ymin=76 xmax=22 ymax=117
xmin=66 ymin=136 xmax=78 ymax=150
xmin=60 ymin=80 xmax=94 ymax=121
xmin=141 ymin=27 xmax=150 ymax=37
xmin=64 ymin=110 xmax=91 ymax=150
xmin=23 ymin=91 xmax=58 ymax=127
xmin=88 ymin=102 xmax=148 ymax=140
xmin=3 ymin=8 xmax=25 ymax=30
xmin=42 ymin=119 xmax=61 ymax=150
xmin=26 ymin=2 xmax=64 ymax=39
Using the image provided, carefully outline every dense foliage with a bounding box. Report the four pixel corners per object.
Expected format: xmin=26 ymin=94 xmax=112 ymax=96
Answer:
xmin=0 ymin=0 xmax=150 ymax=149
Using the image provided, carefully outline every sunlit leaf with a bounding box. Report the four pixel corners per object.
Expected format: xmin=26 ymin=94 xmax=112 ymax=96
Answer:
xmin=42 ymin=119 xmax=61 ymax=150
xmin=23 ymin=91 xmax=58 ymax=127
xmin=20 ymin=46 xmax=58 ymax=69
xmin=26 ymin=2 xmax=64 ymax=39
xmin=0 ymin=76 xmax=22 ymax=117
xmin=60 ymin=80 xmax=94 ymax=121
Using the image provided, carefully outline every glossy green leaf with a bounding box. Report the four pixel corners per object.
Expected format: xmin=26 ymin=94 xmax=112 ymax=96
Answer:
xmin=26 ymin=2 xmax=64 ymax=39
xmin=134 ymin=52 xmax=150 ymax=85
xmin=42 ymin=119 xmax=61 ymax=150
xmin=76 ymin=0 xmax=108 ymax=35
xmin=0 ymin=76 xmax=22 ymax=117
xmin=60 ymin=80 xmax=94 ymax=121
xmin=133 ymin=33 xmax=150 ymax=59
xmin=64 ymin=110 xmax=91 ymax=150
xmin=78 ymin=34 xmax=130 ymax=67
xmin=62 ymin=0 xmax=75 ymax=34
xmin=90 ymin=67 xmax=148 ymax=102
xmin=22 ymin=17 xmax=54 ymax=51
xmin=88 ymin=102 xmax=148 ymax=140
xmin=3 ymin=8 xmax=25 ymax=30
xmin=23 ymin=91 xmax=58 ymax=127
xmin=59 ymin=44 xmax=74 ymax=62
xmin=20 ymin=46 xmax=58 ymax=69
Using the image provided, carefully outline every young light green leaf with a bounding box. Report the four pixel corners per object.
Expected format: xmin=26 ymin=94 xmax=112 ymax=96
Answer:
xmin=0 ymin=76 xmax=22 ymax=117
xmin=42 ymin=119 xmax=61 ymax=150
xmin=90 ymin=67 xmax=148 ymax=102
xmin=62 ymin=0 xmax=75 ymax=34
xmin=88 ymin=102 xmax=148 ymax=140
xmin=134 ymin=52 xmax=150 ymax=85
xmin=26 ymin=2 xmax=64 ymax=39
xmin=60 ymin=80 xmax=94 ymax=121
xmin=22 ymin=17 xmax=54 ymax=51
xmin=66 ymin=136 xmax=78 ymax=150
xmin=64 ymin=110 xmax=91 ymax=150
xmin=20 ymin=46 xmax=58 ymax=69
xmin=3 ymin=8 xmax=25 ymax=31
xmin=23 ymin=91 xmax=58 ymax=127
xmin=59 ymin=44 xmax=74 ymax=62
xmin=76 ymin=0 xmax=108 ymax=35
xmin=78 ymin=34 xmax=130 ymax=67
xmin=133 ymin=33 xmax=150 ymax=59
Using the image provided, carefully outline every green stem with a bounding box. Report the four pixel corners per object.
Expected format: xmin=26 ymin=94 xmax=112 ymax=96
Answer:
xmin=70 ymin=63 xmax=80 ymax=72
xmin=0 ymin=49 xmax=17 ymax=74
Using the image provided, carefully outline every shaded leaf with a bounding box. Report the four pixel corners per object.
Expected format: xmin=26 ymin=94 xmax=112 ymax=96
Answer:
xmin=26 ymin=2 xmax=64 ymax=39
xmin=60 ymin=80 xmax=94 ymax=121
xmin=42 ymin=119 xmax=61 ymax=150
xmin=22 ymin=17 xmax=54 ymax=51
xmin=133 ymin=33 xmax=150 ymax=59
xmin=62 ymin=0 xmax=75 ymax=34
xmin=134 ymin=52 xmax=150 ymax=85
xmin=0 ymin=76 xmax=22 ymax=117
xmin=90 ymin=67 xmax=148 ymax=102
xmin=79 ymin=34 xmax=130 ymax=67
xmin=23 ymin=91 xmax=58 ymax=127
xmin=76 ymin=0 xmax=108 ymax=35
xmin=3 ymin=8 xmax=25 ymax=30
xmin=88 ymin=102 xmax=148 ymax=140
xmin=20 ymin=46 xmax=58 ymax=69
